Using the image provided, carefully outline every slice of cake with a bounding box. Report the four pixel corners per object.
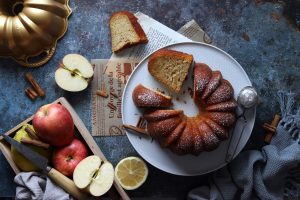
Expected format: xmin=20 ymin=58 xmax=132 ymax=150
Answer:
xmin=109 ymin=11 xmax=148 ymax=52
xmin=148 ymin=49 xmax=193 ymax=93
xmin=132 ymin=84 xmax=172 ymax=108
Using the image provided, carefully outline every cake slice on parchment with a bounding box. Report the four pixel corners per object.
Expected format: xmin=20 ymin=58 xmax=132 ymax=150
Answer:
xmin=109 ymin=11 xmax=148 ymax=53
xmin=148 ymin=49 xmax=193 ymax=93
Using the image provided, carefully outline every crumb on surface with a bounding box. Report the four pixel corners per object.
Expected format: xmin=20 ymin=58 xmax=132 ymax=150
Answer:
xmin=188 ymin=87 xmax=193 ymax=97
xmin=270 ymin=12 xmax=280 ymax=22
xmin=242 ymin=32 xmax=250 ymax=42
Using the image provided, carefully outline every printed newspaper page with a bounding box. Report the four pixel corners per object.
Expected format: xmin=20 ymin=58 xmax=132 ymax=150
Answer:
xmin=91 ymin=59 xmax=138 ymax=136
xmin=177 ymin=19 xmax=212 ymax=44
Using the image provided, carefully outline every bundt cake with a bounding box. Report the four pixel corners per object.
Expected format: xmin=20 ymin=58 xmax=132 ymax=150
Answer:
xmin=132 ymin=84 xmax=172 ymax=108
xmin=148 ymin=49 xmax=193 ymax=93
xmin=131 ymin=53 xmax=238 ymax=155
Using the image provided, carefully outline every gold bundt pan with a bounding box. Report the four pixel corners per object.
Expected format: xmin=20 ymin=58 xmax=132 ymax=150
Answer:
xmin=0 ymin=0 xmax=72 ymax=67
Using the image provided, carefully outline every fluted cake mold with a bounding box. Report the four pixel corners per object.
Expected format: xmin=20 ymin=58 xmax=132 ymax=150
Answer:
xmin=0 ymin=0 xmax=72 ymax=67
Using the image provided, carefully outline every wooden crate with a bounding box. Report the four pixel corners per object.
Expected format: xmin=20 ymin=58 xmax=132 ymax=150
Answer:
xmin=0 ymin=97 xmax=129 ymax=200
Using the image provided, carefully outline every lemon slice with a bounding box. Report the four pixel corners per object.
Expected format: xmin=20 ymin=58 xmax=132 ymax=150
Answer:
xmin=115 ymin=156 xmax=148 ymax=190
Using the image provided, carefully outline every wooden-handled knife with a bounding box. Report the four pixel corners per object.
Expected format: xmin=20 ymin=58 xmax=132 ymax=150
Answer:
xmin=2 ymin=134 xmax=88 ymax=200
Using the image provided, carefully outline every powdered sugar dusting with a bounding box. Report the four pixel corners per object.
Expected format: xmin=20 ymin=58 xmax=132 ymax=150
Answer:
xmin=207 ymin=112 xmax=236 ymax=127
xmin=206 ymin=100 xmax=238 ymax=112
xmin=206 ymin=80 xmax=233 ymax=105
xmin=202 ymin=71 xmax=222 ymax=99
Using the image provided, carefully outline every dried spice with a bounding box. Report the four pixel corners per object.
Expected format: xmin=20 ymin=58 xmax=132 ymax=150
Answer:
xmin=270 ymin=12 xmax=281 ymax=22
xmin=96 ymin=90 xmax=108 ymax=98
xmin=242 ymin=32 xmax=250 ymax=42
xmin=187 ymin=87 xmax=193 ymax=98
xmin=263 ymin=114 xmax=281 ymax=144
xmin=25 ymin=73 xmax=45 ymax=97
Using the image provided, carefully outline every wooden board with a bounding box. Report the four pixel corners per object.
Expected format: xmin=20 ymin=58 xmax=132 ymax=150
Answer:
xmin=0 ymin=97 xmax=130 ymax=200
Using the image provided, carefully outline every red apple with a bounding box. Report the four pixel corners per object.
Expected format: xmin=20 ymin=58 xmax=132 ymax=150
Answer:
xmin=52 ymin=138 xmax=88 ymax=176
xmin=33 ymin=103 xmax=74 ymax=146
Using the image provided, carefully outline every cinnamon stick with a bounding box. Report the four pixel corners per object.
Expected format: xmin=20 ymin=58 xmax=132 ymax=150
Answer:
xmin=25 ymin=87 xmax=38 ymax=100
xmin=123 ymin=124 xmax=148 ymax=136
xmin=25 ymin=126 xmax=40 ymax=140
xmin=264 ymin=114 xmax=281 ymax=144
xmin=136 ymin=117 xmax=146 ymax=129
xmin=271 ymin=114 xmax=281 ymax=126
xmin=25 ymin=73 xmax=45 ymax=97
xmin=262 ymin=123 xmax=276 ymax=132
xmin=21 ymin=138 xmax=50 ymax=149
xmin=96 ymin=90 xmax=108 ymax=98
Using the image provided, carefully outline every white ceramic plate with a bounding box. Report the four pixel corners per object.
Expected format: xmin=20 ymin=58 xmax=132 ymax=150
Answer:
xmin=122 ymin=42 xmax=256 ymax=176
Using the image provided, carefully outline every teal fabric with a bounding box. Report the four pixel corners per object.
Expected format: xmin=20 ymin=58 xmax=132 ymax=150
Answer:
xmin=188 ymin=91 xmax=300 ymax=200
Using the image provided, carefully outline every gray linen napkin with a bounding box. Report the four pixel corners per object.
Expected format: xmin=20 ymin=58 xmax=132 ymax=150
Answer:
xmin=14 ymin=172 xmax=74 ymax=200
xmin=188 ymin=91 xmax=300 ymax=200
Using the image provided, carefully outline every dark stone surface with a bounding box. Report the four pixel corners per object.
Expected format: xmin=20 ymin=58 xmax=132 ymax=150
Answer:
xmin=0 ymin=0 xmax=299 ymax=199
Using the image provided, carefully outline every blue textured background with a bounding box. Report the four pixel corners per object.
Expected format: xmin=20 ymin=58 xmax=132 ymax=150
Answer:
xmin=0 ymin=0 xmax=299 ymax=199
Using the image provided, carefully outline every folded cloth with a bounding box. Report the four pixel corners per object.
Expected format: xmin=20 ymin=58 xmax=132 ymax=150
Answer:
xmin=188 ymin=91 xmax=300 ymax=200
xmin=14 ymin=172 xmax=74 ymax=200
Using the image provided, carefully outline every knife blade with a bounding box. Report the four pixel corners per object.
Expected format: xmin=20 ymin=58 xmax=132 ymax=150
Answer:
xmin=2 ymin=134 xmax=88 ymax=200
xmin=3 ymin=135 xmax=49 ymax=172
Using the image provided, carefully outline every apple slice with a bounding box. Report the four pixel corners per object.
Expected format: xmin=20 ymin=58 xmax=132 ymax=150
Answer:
xmin=55 ymin=54 xmax=94 ymax=92
xmin=73 ymin=156 xmax=101 ymax=189
xmin=73 ymin=155 xmax=114 ymax=197
xmin=89 ymin=162 xmax=114 ymax=196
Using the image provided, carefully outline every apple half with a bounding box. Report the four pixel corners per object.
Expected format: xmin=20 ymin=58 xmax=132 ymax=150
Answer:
xmin=55 ymin=54 xmax=94 ymax=92
xmin=73 ymin=155 xmax=114 ymax=197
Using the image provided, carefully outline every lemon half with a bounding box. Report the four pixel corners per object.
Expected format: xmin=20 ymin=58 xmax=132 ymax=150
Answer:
xmin=115 ymin=156 xmax=148 ymax=190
